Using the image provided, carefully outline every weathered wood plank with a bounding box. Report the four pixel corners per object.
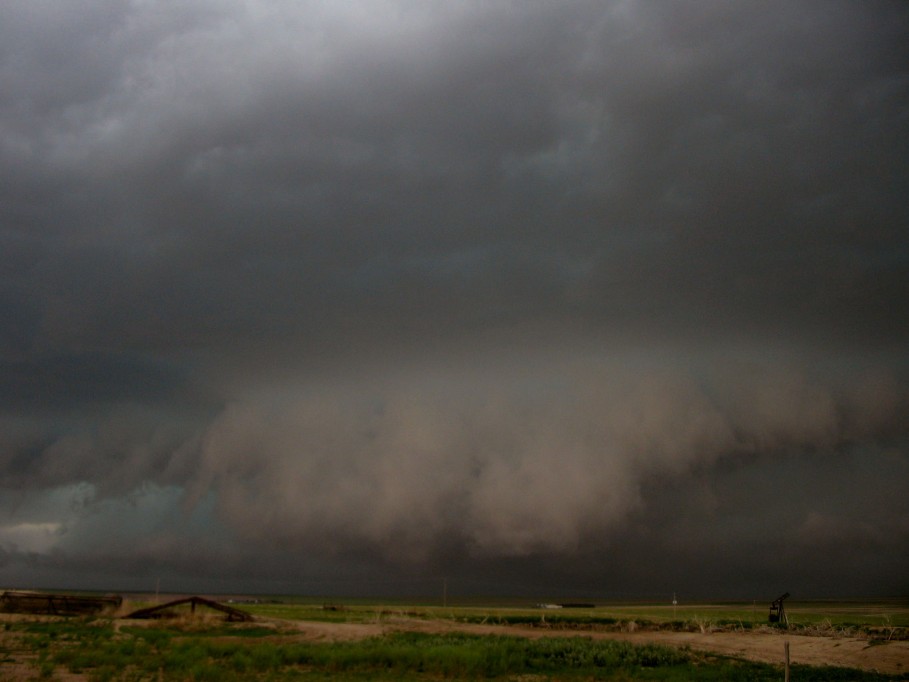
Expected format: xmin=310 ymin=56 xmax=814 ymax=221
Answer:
xmin=0 ymin=590 xmax=122 ymax=616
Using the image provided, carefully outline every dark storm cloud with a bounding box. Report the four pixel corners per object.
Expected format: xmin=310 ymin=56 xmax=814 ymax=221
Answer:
xmin=179 ymin=359 xmax=909 ymax=569
xmin=1 ymin=0 xmax=908 ymax=596
xmin=3 ymin=0 xmax=907 ymax=355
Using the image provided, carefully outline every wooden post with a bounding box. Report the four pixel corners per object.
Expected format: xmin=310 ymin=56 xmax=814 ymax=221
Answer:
xmin=784 ymin=641 xmax=790 ymax=682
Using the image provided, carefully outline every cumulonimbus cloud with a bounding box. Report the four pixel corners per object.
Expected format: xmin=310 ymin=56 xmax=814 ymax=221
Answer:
xmin=183 ymin=357 xmax=908 ymax=563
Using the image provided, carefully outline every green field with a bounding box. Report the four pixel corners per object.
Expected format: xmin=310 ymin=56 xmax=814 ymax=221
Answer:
xmin=237 ymin=597 xmax=909 ymax=631
xmin=2 ymin=617 xmax=906 ymax=681
xmin=2 ymin=597 xmax=907 ymax=680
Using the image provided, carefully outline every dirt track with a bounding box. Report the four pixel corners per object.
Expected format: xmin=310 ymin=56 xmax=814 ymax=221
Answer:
xmin=283 ymin=616 xmax=909 ymax=675
xmin=2 ymin=612 xmax=908 ymax=677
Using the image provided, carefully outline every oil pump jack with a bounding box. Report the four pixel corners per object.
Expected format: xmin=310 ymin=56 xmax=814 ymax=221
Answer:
xmin=768 ymin=592 xmax=790 ymax=626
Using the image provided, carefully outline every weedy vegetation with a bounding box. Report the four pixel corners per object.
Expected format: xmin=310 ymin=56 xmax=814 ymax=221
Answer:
xmin=240 ymin=598 xmax=909 ymax=636
xmin=2 ymin=598 xmax=908 ymax=680
xmin=2 ymin=616 xmax=908 ymax=681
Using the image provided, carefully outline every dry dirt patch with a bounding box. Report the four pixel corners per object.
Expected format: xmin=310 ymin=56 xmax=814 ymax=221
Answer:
xmin=3 ymin=612 xmax=909 ymax=677
xmin=590 ymin=629 xmax=909 ymax=675
xmin=0 ymin=615 xmax=87 ymax=681
xmin=280 ymin=615 xmax=909 ymax=675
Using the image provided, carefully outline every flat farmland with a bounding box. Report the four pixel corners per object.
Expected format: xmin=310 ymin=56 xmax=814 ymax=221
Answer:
xmin=1 ymin=597 xmax=908 ymax=680
xmin=241 ymin=597 xmax=909 ymax=629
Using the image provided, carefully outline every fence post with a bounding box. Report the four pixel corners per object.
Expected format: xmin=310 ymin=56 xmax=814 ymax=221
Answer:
xmin=784 ymin=640 xmax=790 ymax=682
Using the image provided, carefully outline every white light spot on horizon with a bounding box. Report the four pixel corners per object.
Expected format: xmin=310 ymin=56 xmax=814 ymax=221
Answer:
xmin=0 ymin=522 xmax=64 ymax=554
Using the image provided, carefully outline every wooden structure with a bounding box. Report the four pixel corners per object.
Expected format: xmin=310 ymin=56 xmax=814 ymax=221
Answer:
xmin=126 ymin=596 xmax=253 ymax=622
xmin=0 ymin=590 xmax=122 ymax=616
xmin=768 ymin=592 xmax=789 ymax=626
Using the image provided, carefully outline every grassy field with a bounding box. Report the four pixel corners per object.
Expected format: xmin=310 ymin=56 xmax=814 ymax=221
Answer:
xmin=2 ymin=597 xmax=907 ymax=680
xmin=237 ymin=597 xmax=909 ymax=631
xmin=3 ymin=616 xmax=907 ymax=681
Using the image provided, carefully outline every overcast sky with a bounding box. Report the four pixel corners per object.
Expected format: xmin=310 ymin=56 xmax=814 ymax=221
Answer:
xmin=1 ymin=0 xmax=908 ymax=600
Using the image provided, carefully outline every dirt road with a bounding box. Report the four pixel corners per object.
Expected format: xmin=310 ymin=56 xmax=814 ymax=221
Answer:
xmin=2 ymin=612 xmax=907 ymax=677
xmin=286 ymin=616 xmax=909 ymax=675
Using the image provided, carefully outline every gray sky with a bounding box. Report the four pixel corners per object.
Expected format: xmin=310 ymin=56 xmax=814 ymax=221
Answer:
xmin=1 ymin=0 xmax=908 ymax=599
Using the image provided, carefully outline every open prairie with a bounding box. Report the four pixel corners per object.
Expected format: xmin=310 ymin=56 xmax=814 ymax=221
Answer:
xmin=243 ymin=598 xmax=909 ymax=674
xmin=2 ymin=596 xmax=908 ymax=680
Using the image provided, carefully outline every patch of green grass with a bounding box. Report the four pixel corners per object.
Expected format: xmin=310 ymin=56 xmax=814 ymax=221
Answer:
xmin=39 ymin=628 xmax=909 ymax=681
xmin=7 ymin=604 xmax=908 ymax=681
xmin=241 ymin=598 xmax=909 ymax=632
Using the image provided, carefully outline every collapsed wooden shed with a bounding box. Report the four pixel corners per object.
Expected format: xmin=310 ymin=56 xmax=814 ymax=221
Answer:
xmin=125 ymin=596 xmax=253 ymax=622
xmin=0 ymin=590 xmax=122 ymax=616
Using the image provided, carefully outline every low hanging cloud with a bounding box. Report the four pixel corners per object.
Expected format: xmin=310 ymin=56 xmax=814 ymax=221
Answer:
xmin=1 ymin=0 xmax=907 ymax=595
xmin=181 ymin=355 xmax=908 ymax=566
xmin=1 ymin=350 xmax=907 ymax=595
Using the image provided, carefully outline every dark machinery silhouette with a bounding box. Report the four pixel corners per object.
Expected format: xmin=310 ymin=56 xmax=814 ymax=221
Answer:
xmin=769 ymin=592 xmax=790 ymax=626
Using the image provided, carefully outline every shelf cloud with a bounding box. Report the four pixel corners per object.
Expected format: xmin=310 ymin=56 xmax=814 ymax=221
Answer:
xmin=1 ymin=0 xmax=907 ymax=597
